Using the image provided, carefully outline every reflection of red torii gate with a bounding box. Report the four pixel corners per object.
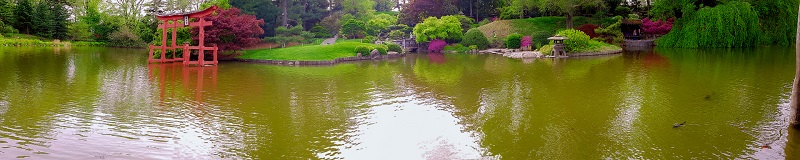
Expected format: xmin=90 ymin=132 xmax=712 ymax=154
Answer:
xmin=148 ymin=5 xmax=219 ymax=66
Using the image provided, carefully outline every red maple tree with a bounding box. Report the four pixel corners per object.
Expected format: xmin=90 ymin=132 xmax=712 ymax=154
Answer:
xmin=194 ymin=8 xmax=264 ymax=52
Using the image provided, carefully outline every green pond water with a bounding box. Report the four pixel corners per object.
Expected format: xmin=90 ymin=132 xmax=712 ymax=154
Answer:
xmin=0 ymin=46 xmax=799 ymax=159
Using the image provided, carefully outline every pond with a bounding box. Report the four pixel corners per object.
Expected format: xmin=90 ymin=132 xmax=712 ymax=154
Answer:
xmin=0 ymin=46 xmax=798 ymax=159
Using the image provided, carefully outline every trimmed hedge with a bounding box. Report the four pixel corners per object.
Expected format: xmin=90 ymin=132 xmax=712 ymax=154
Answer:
xmin=461 ymin=28 xmax=489 ymax=50
xmin=505 ymin=33 xmax=523 ymax=49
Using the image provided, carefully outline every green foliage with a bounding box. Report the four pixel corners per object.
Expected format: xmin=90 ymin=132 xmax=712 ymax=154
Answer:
xmin=499 ymin=6 xmax=522 ymax=19
xmin=461 ymin=28 xmax=489 ymax=50
xmin=505 ymin=33 xmax=523 ymax=49
xmin=108 ymin=26 xmax=144 ymax=47
xmin=750 ymin=0 xmax=798 ymax=45
xmin=555 ymin=29 xmax=591 ymax=52
xmin=656 ymin=2 xmax=760 ymax=48
xmin=469 ymin=45 xmax=478 ymax=51
xmin=268 ymin=26 xmax=315 ymax=47
xmin=13 ymin=0 xmax=33 ymax=34
xmin=354 ymin=46 xmax=372 ymax=56
xmin=539 ymin=44 xmax=553 ymax=55
xmin=366 ymin=13 xmax=397 ymax=36
xmin=310 ymin=25 xmax=332 ymax=38
xmin=594 ymin=16 xmax=623 ymax=45
xmin=389 ymin=30 xmax=406 ymax=40
xmin=477 ymin=19 xmax=491 ymax=27
xmin=615 ymin=6 xmax=632 ymax=16
xmin=375 ymin=45 xmax=388 ymax=55
xmin=443 ymin=43 xmax=470 ymax=53
xmin=451 ymin=14 xmax=475 ymax=33
xmin=364 ymin=35 xmax=376 ymax=43
xmin=387 ymin=43 xmax=402 ymax=52
xmin=0 ymin=0 xmax=13 ymax=25
xmin=412 ymin=16 xmax=464 ymax=43
xmin=341 ymin=19 xmax=367 ymax=38
xmin=200 ymin=0 xmax=232 ymax=10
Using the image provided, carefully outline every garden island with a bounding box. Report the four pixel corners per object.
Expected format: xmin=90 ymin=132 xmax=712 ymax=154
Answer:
xmin=1 ymin=0 xmax=800 ymax=159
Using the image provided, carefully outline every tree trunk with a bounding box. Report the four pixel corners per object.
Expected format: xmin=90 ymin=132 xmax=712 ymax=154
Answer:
xmin=281 ymin=0 xmax=288 ymax=27
xmin=791 ymin=4 xmax=800 ymax=128
xmin=565 ymin=13 xmax=573 ymax=29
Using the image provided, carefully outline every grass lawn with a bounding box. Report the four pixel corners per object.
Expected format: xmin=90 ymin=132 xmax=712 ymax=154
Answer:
xmin=238 ymin=42 xmax=380 ymax=61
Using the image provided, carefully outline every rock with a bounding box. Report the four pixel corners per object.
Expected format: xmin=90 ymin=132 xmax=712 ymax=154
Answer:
xmin=357 ymin=53 xmax=363 ymax=57
xmin=370 ymin=49 xmax=380 ymax=56
xmin=387 ymin=51 xmax=399 ymax=55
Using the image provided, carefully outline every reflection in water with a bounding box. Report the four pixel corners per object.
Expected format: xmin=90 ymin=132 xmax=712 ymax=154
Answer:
xmin=0 ymin=46 xmax=798 ymax=159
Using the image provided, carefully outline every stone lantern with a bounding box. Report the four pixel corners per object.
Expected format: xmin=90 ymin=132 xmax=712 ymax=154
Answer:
xmin=547 ymin=35 xmax=569 ymax=58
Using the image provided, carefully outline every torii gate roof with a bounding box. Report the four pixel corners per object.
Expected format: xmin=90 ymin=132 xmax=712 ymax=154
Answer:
xmin=156 ymin=5 xmax=218 ymax=21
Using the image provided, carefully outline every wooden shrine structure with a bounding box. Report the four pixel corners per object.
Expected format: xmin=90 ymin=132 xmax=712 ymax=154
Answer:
xmin=148 ymin=5 xmax=219 ymax=66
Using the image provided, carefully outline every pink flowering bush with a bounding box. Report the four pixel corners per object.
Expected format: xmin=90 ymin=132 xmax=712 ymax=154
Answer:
xmin=521 ymin=36 xmax=532 ymax=48
xmin=642 ymin=18 xmax=674 ymax=36
xmin=428 ymin=39 xmax=447 ymax=53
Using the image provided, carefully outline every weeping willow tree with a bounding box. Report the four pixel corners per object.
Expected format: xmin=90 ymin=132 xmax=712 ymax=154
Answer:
xmin=655 ymin=1 xmax=760 ymax=48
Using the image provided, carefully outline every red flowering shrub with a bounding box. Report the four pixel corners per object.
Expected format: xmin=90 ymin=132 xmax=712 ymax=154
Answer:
xmin=642 ymin=18 xmax=673 ymax=36
xmin=521 ymin=36 xmax=532 ymax=48
xmin=576 ymin=24 xmax=600 ymax=38
xmin=428 ymin=39 xmax=446 ymax=53
xmin=194 ymin=8 xmax=265 ymax=52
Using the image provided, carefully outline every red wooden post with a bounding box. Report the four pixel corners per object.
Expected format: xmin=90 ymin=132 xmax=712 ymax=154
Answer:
xmin=161 ymin=21 xmax=167 ymax=62
xmin=198 ymin=18 xmax=205 ymax=66
xmin=183 ymin=43 xmax=190 ymax=65
xmin=148 ymin=44 xmax=153 ymax=61
xmin=213 ymin=44 xmax=218 ymax=65
xmin=172 ymin=20 xmax=178 ymax=59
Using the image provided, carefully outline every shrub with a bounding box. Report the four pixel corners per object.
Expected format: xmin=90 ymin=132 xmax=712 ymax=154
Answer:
xmin=595 ymin=17 xmax=624 ymax=45
xmin=555 ymin=29 xmax=591 ymax=52
xmin=389 ymin=30 xmax=406 ymax=40
xmin=642 ymin=18 xmax=673 ymax=36
xmin=310 ymin=25 xmax=332 ymax=38
xmin=444 ymin=43 xmax=470 ymax=53
xmin=354 ymin=46 xmax=372 ymax=56
xmin=576 ymin=24 xmax=600 ymax=38
xmin=461 ymin=28 xmax=489 ymax=50
xmin=387 ymin=43 xmax=402 ymax=52
xmin=108 ymin=27 xmax=144 ymax=47
xmin=539 ymin=44 xmax=553 ymax=55
xmin=477 ymin=19 xmax=491 ymax=27
xmin=505 ymin=33 xmax=523 ymax=49
xmin=376 ymin=45 xmax=388 ymax=55
xmin=469 ymin=45 xmax=478 ymax=51
xmin=428 ymin=39 xmax=446 ymax=53
xmin=521 ymin=36 xmax=532 ymax=48
xmin=364 ymin=36 xmax=376 ymax=43
xmin=615 ymin=6 xmax=632 ymax=16
xmin=489 ymin=37 xmax=505 ymax=48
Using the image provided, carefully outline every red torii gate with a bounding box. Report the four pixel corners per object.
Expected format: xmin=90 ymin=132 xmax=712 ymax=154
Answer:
xmin=148 ymin=5 xmax=219 ymax=66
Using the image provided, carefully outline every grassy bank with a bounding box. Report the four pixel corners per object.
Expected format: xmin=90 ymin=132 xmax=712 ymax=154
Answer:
xmin=1 ymin=34 xmax=106 ymax=47
xmin=239 ymin=42 xmax=381 ymax=61
xmin=477 ymin=16 xmax=595 ymax=45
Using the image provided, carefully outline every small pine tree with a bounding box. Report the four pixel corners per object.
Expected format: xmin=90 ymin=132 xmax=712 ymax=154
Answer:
xmin=13 ymin=0 xmax=34 ymax=34
xmin=51 ymin=0 xmax=69 ymax=39
xmin=32 ymin=0 xmax=53 ymax=38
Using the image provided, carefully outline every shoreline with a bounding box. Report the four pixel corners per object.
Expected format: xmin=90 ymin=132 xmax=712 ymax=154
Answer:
xmin=236 ymin=53 xmax=406 ymax=66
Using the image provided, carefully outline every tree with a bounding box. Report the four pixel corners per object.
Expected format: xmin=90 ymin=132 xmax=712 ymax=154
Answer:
xmin=342 ymin=0 xmax=375 ymax=16
xmin=197 ymin=8 xmax=265 ymax=51
xmin=51 ymin=0 xmax=69 ymax=39
xmin=533 ymin=0 xmax=603 ymax=28
xmin=32 ymin=0 xmax=53 ymax=38
xmin=340 ymin=19 xmax=366 ymax=38
xmin=366 ymin=13 xmax=397 ymax=36
xmin=0 ymin=0 xmax=14 ymax=25
xmin=14 ymin=0 xmax=34 ymax=34
xmin=791 ymin=4 xmax=800 ymax=128
xmin=230 ymin=0 xmax=280 ymax=36
xmin=398 ymin=0 xmax=459 ymax=26
xmin=374 ymin=0 xmax=393 ymax=12
xmin=412 ymin=15 xmax=463 ymax=43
